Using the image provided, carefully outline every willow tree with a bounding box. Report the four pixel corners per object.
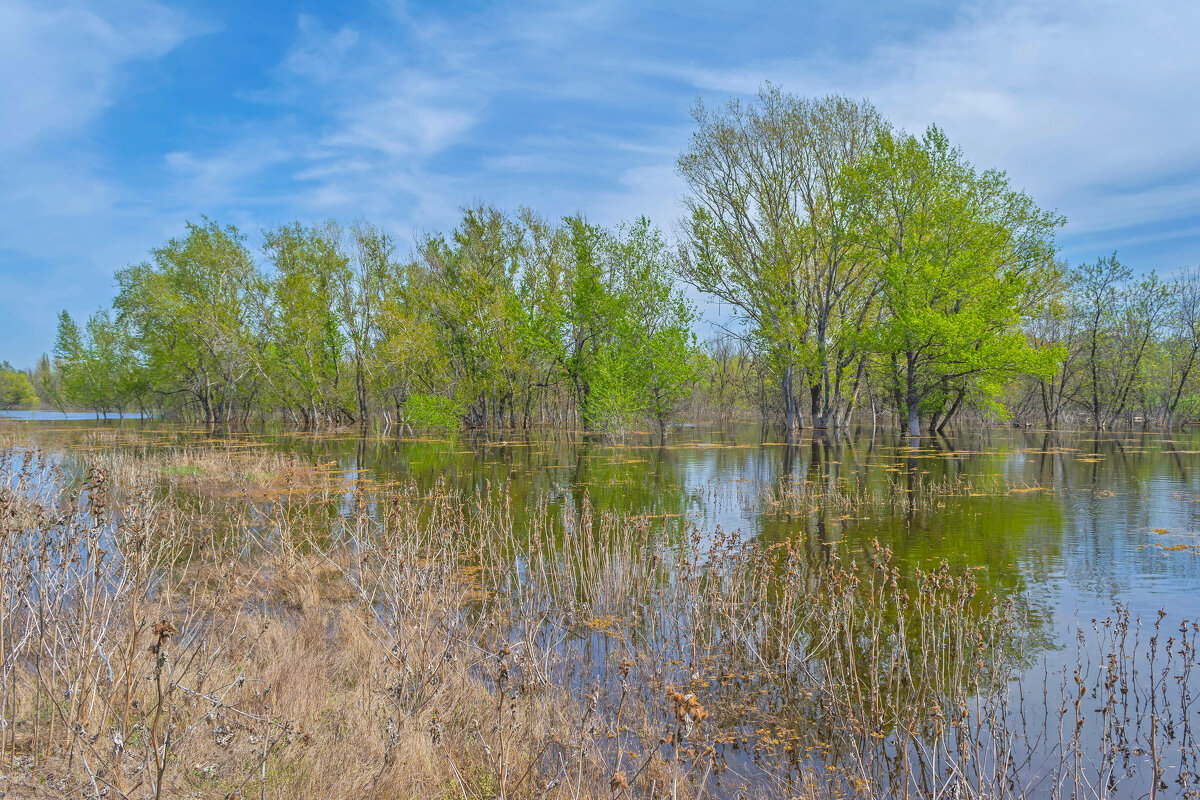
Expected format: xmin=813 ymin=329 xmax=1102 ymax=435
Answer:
xmin=676 ymin=85 xmax=882 ymax=438
xmin=51 ymin=309 xmax=144 ymax=417
xmin=259 ymin=221 xmax=352 ymax=426
xmin=849 ymin=126 xmax=1063 ymax=436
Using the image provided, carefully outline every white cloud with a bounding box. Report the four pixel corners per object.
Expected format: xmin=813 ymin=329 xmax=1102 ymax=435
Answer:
xmin=0 ymin=0 xmax=196 ymax=362
xmin=0 ymin=0 xmax=197 ymax=264
xmin=161 ymin=10 xmax=498 ymax=236
xmin=0 ymin=0 xmax=190 ymax=152
xmin=678 ymin=0 xmax=1200 ymax=247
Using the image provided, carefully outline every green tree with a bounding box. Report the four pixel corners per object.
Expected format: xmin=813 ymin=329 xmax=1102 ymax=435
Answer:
xmin=1074 ymin=254 xmax=1171 ymax=428
xmin=562 ymin=216 xmax=617 ymax=430
xmin=0 ymin=362 xmax=37 ymax=409
xmin=676 ymin=85 xmax=882 ymax=438
xmin=605 ymin=218 xmax=698 ymax=442
xmin=30 ymin=354 xmax=61 ymax=411
xmin=51 ymin=309 xmax=144 ymax=417
xmin=1161 ymin=266 xmax=1200 ymax=426
xmin=341 ymin=222 xmax=394 ymax=423
xmin=259 ymin=221 xmax=352 ymax=427
xmin=849 ymin=125 xmax=1063 ymax=436
xmin=409 ymin=205 xmax=526 ymax=428
xmin=115 ymin=218 xmax=262 ymax=423
xmin=52 ymin=310 xmax=86 ymax=410
xmin=1024 ymin=274 xmax=1086 ymax=428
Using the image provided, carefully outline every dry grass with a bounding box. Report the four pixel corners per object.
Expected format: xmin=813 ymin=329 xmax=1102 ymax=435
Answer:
xmin=0 ymin=446 xmax=696 ymax=800
xmin=3 ymin=433 xmax=1199 ymax=800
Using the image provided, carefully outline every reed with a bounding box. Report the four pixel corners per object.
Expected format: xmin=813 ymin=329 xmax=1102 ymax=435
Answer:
xmin=1 ymin=438 xmax=1197 ymax=799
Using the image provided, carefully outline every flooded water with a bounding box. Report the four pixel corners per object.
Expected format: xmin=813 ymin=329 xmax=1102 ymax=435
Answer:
xmin=16 ymin=420 xmax=1200 ymax=655
xmin=0 ymin=410 xmax=152 ymax=421
xmin=9 ymin=419 xmax=1200 ymax=796
xmin=272 ymin=423 xmax=1200 ymax=629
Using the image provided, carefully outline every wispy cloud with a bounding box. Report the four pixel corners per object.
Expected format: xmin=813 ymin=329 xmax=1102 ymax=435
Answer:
xmin=0 ymin=0 xmax=191 ymax=152
xmin=0 ymin=0 xmax=197 ymax=347
xmin=3 ymin=0 xmax=1200 ymax=365
xmin=676 ymin=1 xmax=1200 ymax=252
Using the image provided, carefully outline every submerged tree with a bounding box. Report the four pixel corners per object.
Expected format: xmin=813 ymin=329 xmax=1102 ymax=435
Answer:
xmin=1024 ymin=269 xmax=1085 ymax=428
xmin=29 ymin=85 xmax=1138 ymax=433
xmin=1073 ymin=254 xmax=1172 ymax=429
xmin=115 ymin=219 xmax=262 ymax=423
xmin=1161 ymin=266 xmax=1200 ymax=426
xmin=847 ymin=125 xmax=1063 ymax=435
xmin=51 ymin=309 xmax=144 ymax=417
xmin=592 ymin=218 xmax=698 ymax=441
xmin=676 ymin=85 xmax=883 ymax=438
xmin=258 ymin=221 xmax=353 ymax=426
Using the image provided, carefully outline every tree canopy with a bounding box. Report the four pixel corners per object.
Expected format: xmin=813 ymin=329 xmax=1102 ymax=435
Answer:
xmin=23 ymin=85 xmax=1199 ymax=433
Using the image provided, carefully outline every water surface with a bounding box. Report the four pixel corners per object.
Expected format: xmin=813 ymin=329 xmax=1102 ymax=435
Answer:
xmin=15 ymin=420 xmax=1200 ymax=627
xmin=10 ymin=420 xmax=1200 ymax=794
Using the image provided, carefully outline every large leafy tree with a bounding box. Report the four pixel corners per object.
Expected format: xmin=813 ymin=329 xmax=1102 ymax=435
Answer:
xmin=676 ymin=85 xmax=882 ymax=437
xmin=604 ymin=218 xmax=698 ymax=442
xmin=848 ymin=126 xmax=1063 ymax=435
xmin=259 ymin=221 xmax=352 ymax=426
xmin=408 ymin=206 xmax=526 ymax=428
xmin=115 ymin=219 xmax=263 ymax=423
xmin=562 ymin=215 xmax=618 ymax=430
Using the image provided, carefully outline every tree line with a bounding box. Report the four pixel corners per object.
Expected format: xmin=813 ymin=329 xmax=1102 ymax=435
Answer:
xmin=45 ymin=212 xmax=696 ymax=438
xmin=20 ymin=85 xmax=1200 ymax=435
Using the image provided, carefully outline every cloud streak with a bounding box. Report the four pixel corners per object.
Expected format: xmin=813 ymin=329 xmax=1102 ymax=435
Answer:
xmin=3 ymin=0 xmax=1200 ymax=365
xmin=677 ymin=1 xmax=1200 ymax=250
xmin=0 ymin=0 xmax=190 ymax=152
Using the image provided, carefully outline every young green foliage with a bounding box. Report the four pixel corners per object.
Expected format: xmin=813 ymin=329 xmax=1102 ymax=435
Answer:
xmin=846 ymin=125 xmax=1064 ymax=435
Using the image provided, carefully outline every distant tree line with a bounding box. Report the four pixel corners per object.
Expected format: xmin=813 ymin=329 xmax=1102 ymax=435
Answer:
xmin=44 ymin=212 xmax=697 ymax=439
xmin=1012 ymin=253 xmax=1200 ymax=429
xmin=0 ymin=362 xmax=37 ymax=410
xmin=18 ymin=85 xmax=1200 ymax=435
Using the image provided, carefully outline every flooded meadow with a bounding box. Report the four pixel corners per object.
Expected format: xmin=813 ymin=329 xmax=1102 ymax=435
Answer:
xmin=3 ymin=420 xmax=1200 ymax=799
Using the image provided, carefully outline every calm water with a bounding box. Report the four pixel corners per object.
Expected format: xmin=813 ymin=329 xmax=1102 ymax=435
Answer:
xmin=9 ymin=420 xmax=1200 ymax=794
xmin=20 ymin=419 xmax=1200 ymax=649
xmin=0 ymin=409 xmax=152 ymax=420
xmin=287 ymin=423 xmax=1200 ymax=623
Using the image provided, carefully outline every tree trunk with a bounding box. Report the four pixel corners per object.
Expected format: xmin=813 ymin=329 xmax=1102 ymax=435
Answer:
xmin=782 ymin=365 xmax=798 ymax=442
xmin=355 ymin=355 xmax=368 ymax=423
xmin=905 ymin=355 xmax=921 ymax=437
xmin=936 ymin=389 xmax=965 ymax=434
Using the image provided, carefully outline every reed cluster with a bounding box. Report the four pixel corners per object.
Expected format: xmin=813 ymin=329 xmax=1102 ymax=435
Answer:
xmin=1 ymin=438 xmax=1197 ymax=799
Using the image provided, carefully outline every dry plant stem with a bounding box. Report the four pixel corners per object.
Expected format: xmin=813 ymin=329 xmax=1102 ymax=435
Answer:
xmin=2 ymin=440 xmax=1200 ymax=800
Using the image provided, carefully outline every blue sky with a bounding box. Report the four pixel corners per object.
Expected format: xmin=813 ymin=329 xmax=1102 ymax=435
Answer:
xmin=3 ymin=0 xmax=1200 ymax=366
